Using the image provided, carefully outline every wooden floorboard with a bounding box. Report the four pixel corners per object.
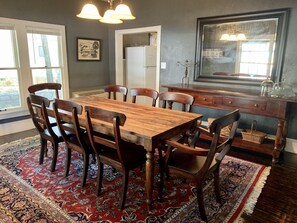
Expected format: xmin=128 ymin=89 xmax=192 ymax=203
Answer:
xmin=1 ymin=130 xmax=297 ymax=222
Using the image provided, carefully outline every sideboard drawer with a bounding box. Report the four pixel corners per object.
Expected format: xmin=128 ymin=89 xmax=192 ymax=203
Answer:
xmin=196 ymin=94 xmax=217 ymax=106
xmin=222 ymin=96 xmax=267 ymax=111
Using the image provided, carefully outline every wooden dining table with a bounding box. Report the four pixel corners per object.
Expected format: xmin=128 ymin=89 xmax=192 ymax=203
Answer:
xmin=63 ymin=95 xmax=202 ymax=211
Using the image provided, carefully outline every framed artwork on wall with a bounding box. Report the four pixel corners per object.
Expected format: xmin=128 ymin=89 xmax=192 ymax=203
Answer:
xmin=77 ymin=37 xmax=101 ymax=61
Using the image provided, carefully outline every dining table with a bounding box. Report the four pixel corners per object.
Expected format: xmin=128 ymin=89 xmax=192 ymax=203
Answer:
xmin=61 ymin=95 xmax=203 ymax=211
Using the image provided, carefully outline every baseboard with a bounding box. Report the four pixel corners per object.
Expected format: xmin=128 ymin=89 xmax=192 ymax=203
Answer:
xmin=284 ymin=138 xmax=297 ymax=154
xmin=0 ymin=118 xmax=34 ymax=136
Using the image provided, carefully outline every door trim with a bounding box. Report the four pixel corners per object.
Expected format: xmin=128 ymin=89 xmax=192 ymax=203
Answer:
xmin=115 ymin=26 xmax=161 ymax=92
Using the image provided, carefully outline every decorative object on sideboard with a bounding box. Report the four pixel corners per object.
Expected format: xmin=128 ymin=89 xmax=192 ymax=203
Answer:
xmin=270 ymin=81 xmax=296 ymax=98
xmin=241 ymin=120 xmax=267 ymax=144
xmin=77 ymin=0 xmax=135 ymax=24
xmin=260 ymin=78 xmax=274 ymax=97
xmin=177 ymin=60 xmax=197 ymax=87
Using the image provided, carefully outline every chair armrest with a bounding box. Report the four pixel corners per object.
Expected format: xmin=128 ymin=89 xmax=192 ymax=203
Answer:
xmin=165 ymin=139 xmax=208 ymax=156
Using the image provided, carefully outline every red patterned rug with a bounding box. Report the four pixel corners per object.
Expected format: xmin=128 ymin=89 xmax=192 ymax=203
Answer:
xmin=0 ymin=136 xmax=270 ymax=223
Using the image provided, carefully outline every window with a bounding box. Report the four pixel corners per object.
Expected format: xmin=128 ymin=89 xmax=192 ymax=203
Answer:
xmin=238 ymin=41 xmax=275 ymax=79
xmin=0 ymin=17 xmax=69 ymax=119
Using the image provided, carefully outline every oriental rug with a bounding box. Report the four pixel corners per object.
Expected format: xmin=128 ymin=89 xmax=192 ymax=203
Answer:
xmin=0 ymin=136 xmax=270 ymax=223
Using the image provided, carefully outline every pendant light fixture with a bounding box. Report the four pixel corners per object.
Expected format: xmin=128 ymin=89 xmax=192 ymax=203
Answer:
xmin=77 ymin=2 xmax=102 ymax=20
xmin=77 ymin=0 xmax=135 ymax=24
xmin=100 ymin=0 xmax=123 ymax=24
xmin=112 ymin=0 xmax=136 ymax=20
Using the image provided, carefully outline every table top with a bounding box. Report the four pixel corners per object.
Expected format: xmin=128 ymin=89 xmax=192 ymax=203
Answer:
xmin=71 ymin=96 xmax=202 ymax=149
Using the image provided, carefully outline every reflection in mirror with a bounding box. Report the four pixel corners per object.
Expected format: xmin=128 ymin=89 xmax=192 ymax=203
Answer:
xmin=194 ymin=9 xmax=290 ymax=85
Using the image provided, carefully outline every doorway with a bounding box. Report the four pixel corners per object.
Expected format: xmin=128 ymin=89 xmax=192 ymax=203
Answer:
xmin=115 ymin=26 xmax=161 ymax=95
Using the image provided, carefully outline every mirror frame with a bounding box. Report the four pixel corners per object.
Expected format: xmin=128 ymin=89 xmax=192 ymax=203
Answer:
xmin=194 ymin=8 xmax=290 ymax=85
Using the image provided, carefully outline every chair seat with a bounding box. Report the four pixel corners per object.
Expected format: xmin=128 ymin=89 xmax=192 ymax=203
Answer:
xmin=100 ymin=141 xmax=146 ymax=168
xmin=168 ymin=149 xmax=216 ymax=176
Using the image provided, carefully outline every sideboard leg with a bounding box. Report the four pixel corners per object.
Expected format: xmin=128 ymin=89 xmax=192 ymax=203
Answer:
xmin=272 ymin=119 xmax=286 ymax=164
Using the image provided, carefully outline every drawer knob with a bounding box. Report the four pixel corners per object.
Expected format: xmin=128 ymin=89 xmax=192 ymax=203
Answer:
xmin=254 ymin=104 xmax=258 ymax=107
xmin=228 ymin=101 xmax=232 ymax=104
xmin=203 ymin=97 xmax=206 ymax=101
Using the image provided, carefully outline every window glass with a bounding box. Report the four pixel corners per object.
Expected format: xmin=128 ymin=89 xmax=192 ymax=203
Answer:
xmin=0 ymin=28 xmax=21 ymax=110
xmin=0 ymin=18 xmax=68 ymax=117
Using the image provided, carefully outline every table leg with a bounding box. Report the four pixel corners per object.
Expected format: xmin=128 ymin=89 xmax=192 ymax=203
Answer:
xmin=145 ymin=149 xmax=154 ymax=211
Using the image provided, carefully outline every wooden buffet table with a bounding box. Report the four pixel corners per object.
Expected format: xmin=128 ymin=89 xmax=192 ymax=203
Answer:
xmin=68 ymin=96 xmax=202 ymax=211
xmin=163 ymin=84 xmax=297 ymax=164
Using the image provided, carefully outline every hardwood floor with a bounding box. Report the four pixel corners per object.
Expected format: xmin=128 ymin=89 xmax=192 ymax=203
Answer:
xmin=230 ymin=148 xmax=297 ymax=223
xmin=1 ymin=130 xmax=297 ymax=222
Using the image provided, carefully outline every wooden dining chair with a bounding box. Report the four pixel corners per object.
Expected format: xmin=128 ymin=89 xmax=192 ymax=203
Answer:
xmin=85 ymin=106 xmax=147 ymax=210
xmin=28 ymin=83 xmax=62 ymax=99
xmin=159 ymin=92 xmax=194 ymax=112
xmin=53 ymin=99 xmax=94 ymax=187
xmin=130 ymin=87 xmax=159 ymax=107
xmin=159 ymin=109 xmax=240 ymax=221
xmin=27 ymin=94 xmax=64 ymax=172
xmin=28 ymin=83 xmax=62 ymax=126
xmin=104 ymin=84 xmax=128 ymax=102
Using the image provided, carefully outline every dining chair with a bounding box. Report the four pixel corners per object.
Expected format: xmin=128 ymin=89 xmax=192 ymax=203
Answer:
xmin=104 ymin=84 xmax=128 ymax=102
xmin=158 ymin=91 xmax=195 ymax=159
xmin=85 ymin=105 xmax=147 ymax=210
xmin=159 ymin=109 xmax=240 ymax=221
xmin=28 ymin=83 xmax=62 ymax=99
xmin=28 ymin=83 xmax=62 ymax=126
xmin=53 ymin=99 xmax=93 ymax=187
xmin=130 ymin=87 xmax=159 ymax=107
xmin=159 ymin=91 xmax=194 ymax=112
xmin=27 ymin=94 xmax=64 ymax=172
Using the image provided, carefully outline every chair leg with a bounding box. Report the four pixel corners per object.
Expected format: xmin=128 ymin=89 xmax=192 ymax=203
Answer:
xmin=197 ymin=184 xmax=207 ymax=222
xmin=214 ymin=167 xmax=221 ymax=204
xmin=97 ymin=160 xmax=103 ymax=196
xmin=81 ymin=153 xmax=89 ymax=187
xmin=120 ymin=170 xmax=129 ymax=210
xmin=65 ymin=148 xmax=71 ymax=177
xmin=39 ymin=138 xmax=47 ymax=165
xmin=50 ymin=142 xmax=59 ymax=172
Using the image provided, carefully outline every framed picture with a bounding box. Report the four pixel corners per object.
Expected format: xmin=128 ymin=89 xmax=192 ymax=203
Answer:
xmin=77 ymin=37 xmax=101 ymax=61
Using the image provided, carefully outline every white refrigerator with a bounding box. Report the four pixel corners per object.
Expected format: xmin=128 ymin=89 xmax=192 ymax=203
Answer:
xmin=125 ymin=46 xmax=157 ymax=105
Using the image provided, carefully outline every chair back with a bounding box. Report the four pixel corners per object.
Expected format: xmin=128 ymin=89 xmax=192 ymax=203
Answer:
xmin=130 ymin=87 xmax=159 ymax=107
xmin=85 ymin=106 xmax=127 ymax=164
xmin=104 ymin=85 xmax=128 ymax=102
xmin=53 ymin=99 xmax=85 ymax=151
xmin=28 ymin=83 xmax=62 ymax=99
xmin=207 ymin=109 xmax=240 ymax=163
xmin=27 ymin=94 xmax=56 ymax=137
xmin=159 ymin=92 xmax=194 ymax=112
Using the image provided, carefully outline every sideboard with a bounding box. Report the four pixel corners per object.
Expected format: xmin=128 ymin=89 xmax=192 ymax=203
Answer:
xmin=163 ymin=84 xmax=297 ymax=163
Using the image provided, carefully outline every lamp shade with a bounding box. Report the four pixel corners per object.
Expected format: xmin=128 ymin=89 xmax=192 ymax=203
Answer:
xmin=100 ymin=9 xmax=123 ymax=24
xmin=112 ymin=3 xmax=136 ymax=20
xmin=237 ymin=33 xmax=247 ymax=41
xmin=220 ymin=34 xmax=229 ymax=41
xmin=77 ymin=3 xmax=102 ymax=19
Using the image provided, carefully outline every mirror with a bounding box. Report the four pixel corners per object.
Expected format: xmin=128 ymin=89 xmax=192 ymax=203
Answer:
xmin=194 ymin=9 xmax=290 ymax=85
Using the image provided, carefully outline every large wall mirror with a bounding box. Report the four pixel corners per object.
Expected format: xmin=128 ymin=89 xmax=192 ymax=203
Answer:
xmin=194 ymin=9 xmax=290 ymax=85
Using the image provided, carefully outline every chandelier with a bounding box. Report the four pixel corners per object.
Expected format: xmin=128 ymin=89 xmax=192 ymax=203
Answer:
xmin=77 ymin=0 xmax=136 ymax=24
xmin=220 ymin=33 xmax=247 ymax=41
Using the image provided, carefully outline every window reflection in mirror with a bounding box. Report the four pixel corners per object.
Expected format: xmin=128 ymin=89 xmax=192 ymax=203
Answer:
xmin=194 ymin=9 xmax=290 ymax=85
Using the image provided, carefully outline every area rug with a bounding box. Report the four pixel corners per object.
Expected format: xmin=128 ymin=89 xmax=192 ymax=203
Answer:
xmin=0 ymin=136 xmax=270 ymax=223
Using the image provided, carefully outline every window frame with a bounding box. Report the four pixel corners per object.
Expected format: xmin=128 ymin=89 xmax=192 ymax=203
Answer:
xmin=0 ymin=17 xmax=69 ymax=119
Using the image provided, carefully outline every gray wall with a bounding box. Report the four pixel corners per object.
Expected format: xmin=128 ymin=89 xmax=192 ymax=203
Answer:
xmin=0 ymin=0 xmax=111 ymax=94
xmin=1 ymin=0 xmax=297 ymax=138
xmin=107 ymin=0 xmax=297 ymax=138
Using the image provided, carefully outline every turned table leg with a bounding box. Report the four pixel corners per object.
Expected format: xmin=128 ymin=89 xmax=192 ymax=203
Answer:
xmin=145 ymin=150 xmax=154 ymax=211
